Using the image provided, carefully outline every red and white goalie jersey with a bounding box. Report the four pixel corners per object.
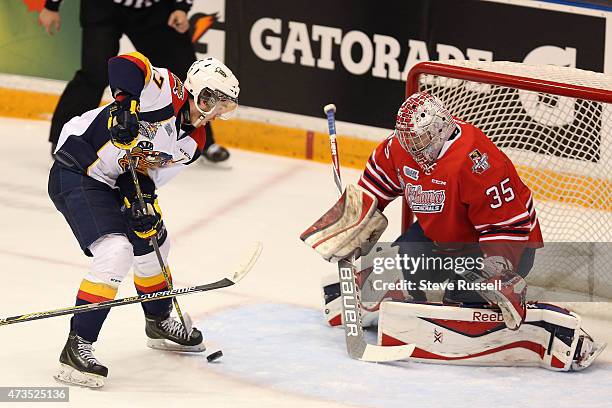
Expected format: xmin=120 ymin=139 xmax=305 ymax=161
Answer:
xmin=358 ymin=119 xmax=543 ymax=265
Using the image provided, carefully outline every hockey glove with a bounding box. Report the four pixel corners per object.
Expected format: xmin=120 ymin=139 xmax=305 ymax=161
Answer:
xmin=116 ymin=171 xmax=161 ymax=239
xmin=124 ymin=195 xmax=162 ymax=239
xmin=461 ymin=256 xmax=527 ymax=330
xmin=108 ymin=93 xmax=140 ymax=150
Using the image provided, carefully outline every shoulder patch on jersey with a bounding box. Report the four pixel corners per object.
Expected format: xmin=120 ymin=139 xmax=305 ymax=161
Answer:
xmin=469 ymin=148 xmax=490 ymax=174
xmin=170 ymin=73 xmax=185 ymax=100
xmin=403 ymin=165 xmax=419 ymax=181
xmin=138 ymin=121 xmax=162 ymax=140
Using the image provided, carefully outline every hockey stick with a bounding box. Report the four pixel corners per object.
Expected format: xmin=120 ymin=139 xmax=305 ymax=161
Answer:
xmin=323 ymin=104 xmax=414 ymax=362
xmin=0 ymin=242 xmax=262 ymax=327
xmin=124 ymin=149 xmax=192 ymax=334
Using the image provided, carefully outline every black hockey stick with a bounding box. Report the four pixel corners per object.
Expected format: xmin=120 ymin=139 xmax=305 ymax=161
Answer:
xmin=124 ymin=149 xmax=191 ymax=334
xmin=0 ymin=242 xmax=262 ymax=327
xmin=323 ymin=104 xmax=414 ymax=362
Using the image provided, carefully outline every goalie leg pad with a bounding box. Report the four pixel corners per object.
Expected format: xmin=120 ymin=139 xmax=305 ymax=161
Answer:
xmin=321 ymin=244 xmax=411 ymax=327
xmin=300 ymin=184 xmax=387 ymax=262
xmin=378 ymin=301 xmax=606 ymax=371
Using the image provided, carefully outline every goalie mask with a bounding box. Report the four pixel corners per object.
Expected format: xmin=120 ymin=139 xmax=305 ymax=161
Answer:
xmin=395 ymin=92 xmax=455 ymax=173
xmin=184 ymin=57 xmax=240 ymax=123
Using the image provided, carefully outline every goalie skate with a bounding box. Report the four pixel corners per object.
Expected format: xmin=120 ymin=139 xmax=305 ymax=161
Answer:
xmin=54 ymin=332 xmax=107 ymax=388
xmin=572 ymin=333 xmax=607 ymax=371
xmin=145 ymin=313 xmax=206 ymax=352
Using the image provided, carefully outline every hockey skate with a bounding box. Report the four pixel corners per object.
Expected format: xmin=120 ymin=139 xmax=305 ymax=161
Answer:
xmin=572 ymin=331 xmax=607 ymax=371
xmin=54 ymin=332 xmax=107 ymax=388
xmin=145 ymin=314 xmax=206 ymax=352
xmin=204 ymin=143 xmax=230 ymax=162
xmin=200 ymin=144 xmax=231 ymax=168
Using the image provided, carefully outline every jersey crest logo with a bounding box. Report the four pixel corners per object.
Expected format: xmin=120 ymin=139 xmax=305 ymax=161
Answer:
xmin=118 ymin=141 xmax=174 ymax=173
xmin=405 ymin=183 xmax=446 ymax=213
xmin=469 ymin=149 xmax=490 ymax=174
xmin=403 ymin=165 xmax=419 ymax=181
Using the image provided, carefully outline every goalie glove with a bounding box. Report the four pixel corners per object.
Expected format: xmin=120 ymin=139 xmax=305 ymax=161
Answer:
xmin=116 ymin=171 xmax=162 ymax=239
xmin=108 ymin=91 xmax=140 ymax=150
xmin=300 ymin=184 xmax=388 ymax=262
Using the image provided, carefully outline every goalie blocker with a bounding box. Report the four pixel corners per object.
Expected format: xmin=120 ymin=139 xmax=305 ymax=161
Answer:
xmin=379 ymin=301 xmax=606 ymax=371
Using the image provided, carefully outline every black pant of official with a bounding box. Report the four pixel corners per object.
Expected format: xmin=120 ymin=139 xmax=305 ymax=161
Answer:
xmin=49 ymin=0 xmax=215 ymax=151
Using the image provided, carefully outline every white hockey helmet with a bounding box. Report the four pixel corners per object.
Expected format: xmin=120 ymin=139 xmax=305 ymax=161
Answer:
xmin=395 ymin=92 xmax=455 ymax=173
xmin=184 ymin=57 xmax=240 ymax=120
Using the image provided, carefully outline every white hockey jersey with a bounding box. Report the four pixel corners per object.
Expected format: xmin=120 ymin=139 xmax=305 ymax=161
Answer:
xmin=55 ymin=52 xmax=205 ymax=188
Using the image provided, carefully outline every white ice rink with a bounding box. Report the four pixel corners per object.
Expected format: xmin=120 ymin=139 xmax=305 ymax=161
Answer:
xmin=1 ymin=117 xmax=612 ymax=408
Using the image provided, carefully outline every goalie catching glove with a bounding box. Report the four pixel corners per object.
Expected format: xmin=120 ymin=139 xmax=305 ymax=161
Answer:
xmin=300 ymin=184 xmax=388 ymax=262
xmin=116 ymin=171 xmax=162 ymax=239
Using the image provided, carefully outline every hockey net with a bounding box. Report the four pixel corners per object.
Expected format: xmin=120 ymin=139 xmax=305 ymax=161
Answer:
xmin=405 ymin=60 xmax=612 ymax=316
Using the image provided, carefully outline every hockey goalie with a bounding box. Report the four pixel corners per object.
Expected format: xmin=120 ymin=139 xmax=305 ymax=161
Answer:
xmin=301 ymin=92 xmax=605 ymax=371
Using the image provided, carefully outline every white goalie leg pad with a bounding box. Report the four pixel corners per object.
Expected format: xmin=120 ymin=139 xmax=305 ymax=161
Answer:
xmin=321 ymin=272 xmax=343 ymax=327
xmin=300 ymin=184 xmax=388 ymax=262
xmin=377 ymin=301 xmax=606 ymax=371
xmin=321 ymin=244 xmax=410 ymax=327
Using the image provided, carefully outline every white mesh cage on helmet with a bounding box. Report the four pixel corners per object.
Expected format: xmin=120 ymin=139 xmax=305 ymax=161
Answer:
xmin=184 ymin=57 xmax=240 ymax=120
xmin=395 ymin=92 xmax=455 ymax=173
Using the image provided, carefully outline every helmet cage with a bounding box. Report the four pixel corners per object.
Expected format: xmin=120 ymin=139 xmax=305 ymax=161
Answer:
xmin=395 ymin=92 xmax=455 ymax=172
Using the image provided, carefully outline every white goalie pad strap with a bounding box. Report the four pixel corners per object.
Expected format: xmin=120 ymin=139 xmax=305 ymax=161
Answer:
xmin=300 ymin=184 xmax=388 ymax=262
xmin=377 ymin=302 xmax=605 ymax=371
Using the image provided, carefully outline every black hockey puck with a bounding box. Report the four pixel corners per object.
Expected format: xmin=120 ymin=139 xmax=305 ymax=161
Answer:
xmin=207 ymin=350 xmax=223 ymax=362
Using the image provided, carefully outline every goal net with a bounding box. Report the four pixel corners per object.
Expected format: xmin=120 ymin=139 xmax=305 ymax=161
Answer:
xmin=405 ymin=60 xmax=612 ymax=313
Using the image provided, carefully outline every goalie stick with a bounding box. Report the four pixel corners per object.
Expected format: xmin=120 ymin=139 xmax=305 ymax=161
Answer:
xmin=323 ymin=104 xmax=414 ymax=362
xmin=0 ymin=242 xmax=262 ymax=327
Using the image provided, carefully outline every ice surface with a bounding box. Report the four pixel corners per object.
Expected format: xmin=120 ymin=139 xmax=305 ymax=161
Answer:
xmin=0 ymin=117 xmax=610 ymax=408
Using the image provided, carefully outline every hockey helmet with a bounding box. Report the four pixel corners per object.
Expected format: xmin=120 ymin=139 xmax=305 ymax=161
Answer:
xmin=395 ymin=92 xmax=455 ymax=173
xmin=184 ymin=57 xmax=240 ymax=120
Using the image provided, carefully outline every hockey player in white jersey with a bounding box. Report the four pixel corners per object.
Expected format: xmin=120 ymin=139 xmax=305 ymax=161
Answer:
xmin=48 ymin=52 xmax=239 ymax=387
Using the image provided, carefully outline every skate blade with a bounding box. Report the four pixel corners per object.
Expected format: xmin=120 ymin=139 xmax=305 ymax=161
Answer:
xmin=147 ymin=338 xmax=206 ymax=353
xmin=572 ymin=342 xmax=607 ymax=371
xmin=54 ymin=363 xmax=105 ymax=388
